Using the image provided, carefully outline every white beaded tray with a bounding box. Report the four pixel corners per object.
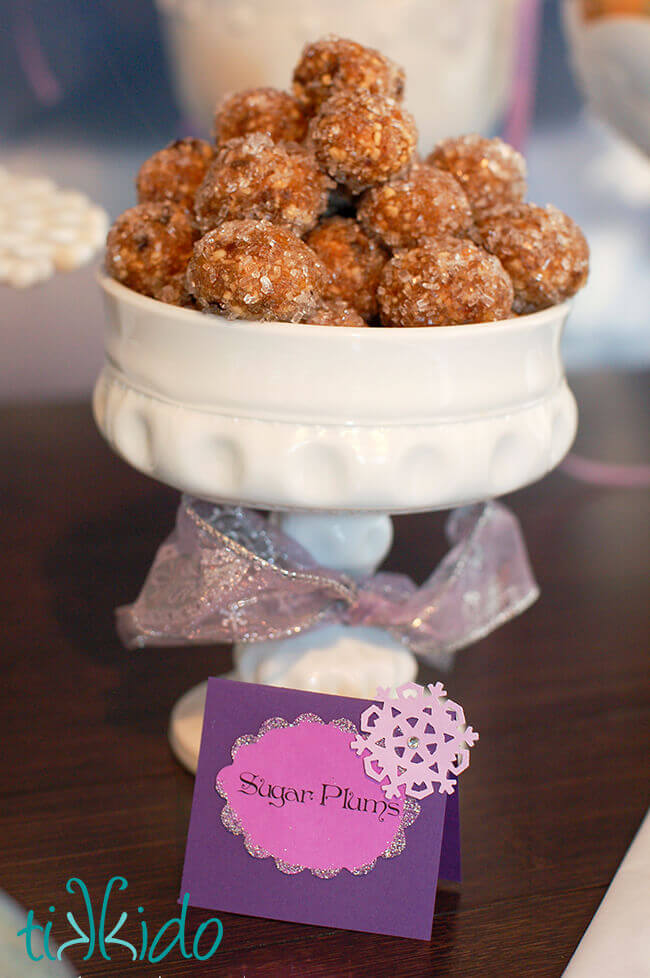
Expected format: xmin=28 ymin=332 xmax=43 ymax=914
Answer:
xmin=93 ymin=274 xmax=577 ymax=513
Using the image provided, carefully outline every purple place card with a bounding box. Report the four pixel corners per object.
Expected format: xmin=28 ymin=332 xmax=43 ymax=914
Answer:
xmin=181 ymin=678 xmax=463 ymax=941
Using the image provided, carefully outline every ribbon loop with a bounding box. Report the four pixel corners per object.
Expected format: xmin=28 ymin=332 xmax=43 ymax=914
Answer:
xmin=117 ymin=498 xmax=539 ymax=665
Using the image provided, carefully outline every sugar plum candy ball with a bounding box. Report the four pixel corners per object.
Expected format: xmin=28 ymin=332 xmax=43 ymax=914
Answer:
xmin=358 ymin=164 xmax=473 ymax=249
xmin=427 ymin=135 xmax=527 ymax=221
xmin=214 ymin=87 xmax=308 ymax=144
xmin=477 ymin=203 xmax=589 ymax=313
xmin=136 ymin=139 xmax=214 ymax=212
xmin=305 ymin=217 xmax=387 ymax=319
xmin=378 ymin=238 xmax=514 ymax=327
xmin=105 ymin=202 xmax=194 ymax=304
xmin=304 ymin=297 xmax=367 ymax=326
xmin=309 ymin=90 xmax=417 ymax=194
xmin=186 ymin=219 xmax=326 ymax=322
xmin=293 ymin=36 xmax=405 ymax=116
xmin=194 ymin=133 xmax=333 ymax=235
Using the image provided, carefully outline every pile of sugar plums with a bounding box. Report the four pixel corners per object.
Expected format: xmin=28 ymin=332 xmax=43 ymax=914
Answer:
xmin=106 ymin=36 xmax=589 ymax=327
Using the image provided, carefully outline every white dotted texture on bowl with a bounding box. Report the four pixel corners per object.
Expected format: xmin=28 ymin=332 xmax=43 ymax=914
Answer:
xmin=0 ymin=167 xmax=108 ymax=288
xmin=94 ymin=367 xmax=577 ymax=513
xmin=94 ymin=276 xmax=578 ymax=512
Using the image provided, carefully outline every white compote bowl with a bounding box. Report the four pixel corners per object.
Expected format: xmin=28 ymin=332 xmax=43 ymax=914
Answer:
xmin=94 ymin=275 xmax=577 ymax=771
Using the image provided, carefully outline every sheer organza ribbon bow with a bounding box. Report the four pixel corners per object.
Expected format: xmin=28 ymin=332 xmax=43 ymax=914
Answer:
xmin=117 ymin=496 xmax=539 ymax=664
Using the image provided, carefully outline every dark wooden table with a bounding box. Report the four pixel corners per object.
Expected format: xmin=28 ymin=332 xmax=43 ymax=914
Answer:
xmin=1 ymin=372 xmax=648 ymax=977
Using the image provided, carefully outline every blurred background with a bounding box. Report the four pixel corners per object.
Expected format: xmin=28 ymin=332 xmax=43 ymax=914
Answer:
xmin=1 ymin=0 xmax=648 ymax=401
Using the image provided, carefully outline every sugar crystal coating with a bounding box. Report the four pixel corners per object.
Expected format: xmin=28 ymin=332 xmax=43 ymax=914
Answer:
xmin=214 ymin=87 xmax=308 ymax=144
xmin=477 ymin=203 xmax=589 ymax=313
xmin=185 ymin=219 xmax=326 ymax=321
xmin=305 ymin=216 xmax=387 ymax=319
xmin=358 ymin=164 xmax=473 ymax=249
xmin=303 ymin=296 xmax=367 ymax=326
xmin=194 ymin=133 xmax=333 ymax=235
xmin=427 ymin=135 xmax=527 ymax=221
xmin=378 ymin=237 xmax=514 ymax=326
xmin=293 ymin=36 xmax=405 ymax=116
xmin=107 ymin=37 xmax=590 ymax=326
xmin=106 ymin=202 xmax=194 ymax=304
xmin=309 ymin=90 xmax=417 ymax=194
xmin=136 ymin=139 xmax=214 ymax=212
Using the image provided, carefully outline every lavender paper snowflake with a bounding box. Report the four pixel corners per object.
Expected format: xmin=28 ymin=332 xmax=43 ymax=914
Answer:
xmin=350 ymin=682 xmax=479 ymax=800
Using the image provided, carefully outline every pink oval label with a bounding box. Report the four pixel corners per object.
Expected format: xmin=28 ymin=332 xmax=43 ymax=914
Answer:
xmin=216 ymin=715 xmax=419 ymax=877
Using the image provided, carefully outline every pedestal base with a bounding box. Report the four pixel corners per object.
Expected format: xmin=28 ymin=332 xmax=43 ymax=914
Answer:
xmin=234 ymin=624 xmax=416 ymax=694
xmin=168 ymin=623 xmax=418 ymax=773
xmin=168 ymin=678 xmax=210 ymax=774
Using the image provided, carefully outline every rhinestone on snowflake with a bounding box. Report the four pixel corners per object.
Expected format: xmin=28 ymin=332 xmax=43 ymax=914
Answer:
xmin=350 ymin=682 xmax=478 ymax=799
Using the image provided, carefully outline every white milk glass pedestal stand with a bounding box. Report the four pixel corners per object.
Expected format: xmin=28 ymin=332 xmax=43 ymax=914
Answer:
xmin=94 ymin=276 xmax=577 ymax=772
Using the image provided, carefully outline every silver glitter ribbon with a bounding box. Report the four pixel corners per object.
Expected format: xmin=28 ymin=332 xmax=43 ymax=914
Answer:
xmin=117 ymin=497 xmax=539 ymax=663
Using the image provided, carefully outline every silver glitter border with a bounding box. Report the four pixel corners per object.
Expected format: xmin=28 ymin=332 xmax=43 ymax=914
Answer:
xmin=215 ymin=713 xmax=421 ymax=879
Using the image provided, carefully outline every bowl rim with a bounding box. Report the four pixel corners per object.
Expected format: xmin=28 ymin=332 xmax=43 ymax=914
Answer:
xmin=98 ymin=272 xmax=572 ymax=340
